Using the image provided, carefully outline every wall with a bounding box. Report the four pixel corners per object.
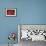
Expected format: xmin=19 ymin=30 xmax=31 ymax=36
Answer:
xmin=0 ymin=0 xmax=21 ymax=44
xmin=0 ymin=0 xmax=46 ymax=44
xmin=20 ymin=0 xmax=46 ymax=24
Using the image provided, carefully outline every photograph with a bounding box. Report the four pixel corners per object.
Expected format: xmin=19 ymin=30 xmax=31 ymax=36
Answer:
xmin=6 ymin=8 xmax=16 ymax=16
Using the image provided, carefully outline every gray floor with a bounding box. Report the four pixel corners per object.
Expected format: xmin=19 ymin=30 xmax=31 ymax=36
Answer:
xmin=0 ymin=40 xmax=46 ymax=46
xmin=19 ymin=40 xmax=46 ymax=46
xmin=0 ymin=44 xmax=18 ymax=46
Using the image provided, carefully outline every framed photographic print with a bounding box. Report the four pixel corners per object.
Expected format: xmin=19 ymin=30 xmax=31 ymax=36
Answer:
xmin=6 ymin=8 xmax=16 ymax=16
xmin=18 ymin=24 xmax=46 ymax=42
